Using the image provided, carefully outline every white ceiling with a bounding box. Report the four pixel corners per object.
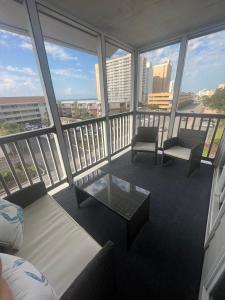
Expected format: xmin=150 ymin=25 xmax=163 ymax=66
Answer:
xmin=44 ymin=0 xmax=225 ymax=48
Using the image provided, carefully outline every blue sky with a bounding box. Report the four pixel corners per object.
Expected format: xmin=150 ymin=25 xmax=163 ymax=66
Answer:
xmin=141 ymin=30 xmax=225 ymax=93
xmin=0 ymin=29 xmax=98 ymax=99
xmin=0 ymin=28 xmax=225 ymax=98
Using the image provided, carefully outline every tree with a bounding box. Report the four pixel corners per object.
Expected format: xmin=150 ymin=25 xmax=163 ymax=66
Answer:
xmin=0 ymin=122 xmax=25 ymax=136
xmin=203 ymin=89 xmax=225 ymax=113
xmin=147 ymin=104 xmax=159 ymax=110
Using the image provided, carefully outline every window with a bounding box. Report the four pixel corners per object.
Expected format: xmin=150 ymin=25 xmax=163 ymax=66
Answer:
xmin=179 ymin=30 xmax=225 ymax=114
xmin=178 ymin=31 xmax=225 ymax=158
xmin=0 ymin=2 xmax=51 ymax=137
xmin=38 ymin=10 xmax=102 ymax=124
xmin=138 ymin=43 xmax=180 ymax=112
xmin=105 ymin=43 xmax=132 ymax=115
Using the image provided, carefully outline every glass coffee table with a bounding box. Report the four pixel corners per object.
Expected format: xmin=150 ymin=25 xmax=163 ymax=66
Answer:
xmin=75 ymin=169 xmax=150 ymax=249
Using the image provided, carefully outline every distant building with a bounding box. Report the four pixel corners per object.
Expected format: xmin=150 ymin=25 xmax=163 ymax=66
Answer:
xmin=57 ymin=99 xmax=101 ymax=119
xmin=197 ymin=89 xmax=214 ymax=98
xmin=95 ymin=53 xmax=132 ymax=106
xmin=218 ymin=83 xmax=225 ymax=90
xmin=138 ymin=57 xmax=153 ymax=103
xmin=0 ymin=96 xmax=47 ymax=125
xmin=148 ymin=92 xmax=172 ymax=109
xmin=152 ymin=59 xmax=172 ymax=93
xmin=178 ymin=92 xmax=195 ymax=108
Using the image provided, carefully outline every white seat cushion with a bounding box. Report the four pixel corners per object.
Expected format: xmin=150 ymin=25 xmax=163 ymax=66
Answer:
xmin=133 ymin=142 xmax=156 ymax=152
xmin=164 ymin=146 xmax=191 ymax=160
xmin=16 ymin=195 xmax=101 ymax=298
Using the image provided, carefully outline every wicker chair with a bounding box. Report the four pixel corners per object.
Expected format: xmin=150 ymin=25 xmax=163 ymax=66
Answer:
xmin=162 ymin=128 xmax=206 ymax=176
xmin=131 ymin=127 xmax=158 ymax=163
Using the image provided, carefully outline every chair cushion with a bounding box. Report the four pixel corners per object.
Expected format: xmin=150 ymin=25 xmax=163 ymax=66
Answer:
xmin=164 ymin=146 xmax=191 ymax=160
xmin=0 ymin=198 xmax=24 ymax=251
xmin=1 ymin=253 xmax=57 ymax=300
xmin=16 ymin=194 xmax=101 ymax=298
xmin=133 ymin=142 xmax=156 ymax=152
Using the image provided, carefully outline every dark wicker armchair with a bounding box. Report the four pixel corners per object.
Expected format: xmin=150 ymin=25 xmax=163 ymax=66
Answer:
xmin=162 ymin=128 xmax=206 ymax=176
xmin=131 ymin=127 xmax=158 ymax=163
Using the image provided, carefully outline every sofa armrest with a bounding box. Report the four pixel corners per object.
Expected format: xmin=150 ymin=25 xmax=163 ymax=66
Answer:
xmin=163 ymin=137 xmax=179 ymax=150
xmin=5 ymin=182 xmax=47 ymax=208
xmin=61 ymin=241 xmax=116 ymax=300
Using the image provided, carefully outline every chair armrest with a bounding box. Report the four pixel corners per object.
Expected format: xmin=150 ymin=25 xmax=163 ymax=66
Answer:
xmin=163 ymin=137 xmax=179 ymax=150
xmin=131 ymin=134 xmax=138 ymax=147
xmin=61 ymin=241 xmax=116 ymax=300
xmin=190 ymin=143 xmax=204 ymax=159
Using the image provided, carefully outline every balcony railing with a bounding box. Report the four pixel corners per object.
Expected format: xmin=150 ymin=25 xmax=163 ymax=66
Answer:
xmin=0 ymin=111 xmax=224 ymax=197
xmin=137 ymin=111 xmax=225 ymax=160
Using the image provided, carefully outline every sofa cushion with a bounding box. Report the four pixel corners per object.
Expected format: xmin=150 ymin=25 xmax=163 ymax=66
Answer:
xmin=0 ymin=198 xmax=24 ymax=250
xmin=164 ymin=146 xmax=191 ymax=160
xmin=0 ymin=253 xmax=57 ymax=300
xmin=16 ymin=194 xmax=101 ymax=298
xmin=133 ymin=142 xmax=156 ymax=152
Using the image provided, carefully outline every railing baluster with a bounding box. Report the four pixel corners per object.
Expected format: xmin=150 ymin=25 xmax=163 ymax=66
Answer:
xmin=177 ymin=116 xmax=181 ymax=133
xmin=95 ymin=122 xmax=101 ymax=160
xmin=185 ymin=117 xmax=188 ymax=129
xmin=119 ymin=117 xmax=122 ymax=150
xmin=66 ymin=129 xmax=77 ymax=174
xmin=116 ymin=118 xmax=119 ymax=151
xmin=0 ymin=173 xmax=10 ymax=196
xmin=73 ymin=128 xmax=82 ymax=170
xmin=191 ymin=117 xmax=196 ymax=130
xmin=98 ymin=121 xmax=103 ymax=159
xmin=1 ymin=144 xmax=22 ymax=190
xmin=46 ymin=134 xmax=60 ymax=182
xmin=90 ymin=123 xmax=97 ymax=163
xmin=14 ymin=141 xmax=33 ymax=185
xmin=85 ymin=125 xmax=92 ymax=165
xmin=37 ymin=136 xmax=54 ymax=186
xmin=199 ymin=117 xmax=203 ymax=130
xmin=47 ymin=133 xmax=62 ymax=180
xmin=161 ymin=115 xmax=166 ymax=148
xmin=101 ymin=121 xmax=106 ymax=158
xmin=80 ymin=126 xmax=88 ymax=167
xmin=207 ymin=119 xmax=220 ymax=158
xmin=26 ymin=139 xmax=43 ymax=182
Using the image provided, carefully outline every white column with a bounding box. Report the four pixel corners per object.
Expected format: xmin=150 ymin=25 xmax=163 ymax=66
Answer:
xmin=167 ymin=36 xmax=188 ymax=138
xmin=24 ymin=0 xmax=77 ymax=204
xmin=131 ymin=49 xmax=139 ymax=136
xmin=97 ymin=34 xmax=111 ymax=161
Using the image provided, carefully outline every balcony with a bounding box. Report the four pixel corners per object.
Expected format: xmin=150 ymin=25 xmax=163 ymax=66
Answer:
xmin=1 ymin=0 xmax=225 ymax=300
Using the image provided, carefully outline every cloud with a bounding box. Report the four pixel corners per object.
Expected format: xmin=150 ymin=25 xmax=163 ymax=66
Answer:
xmin=51 ymin=68 xmax=88 ymax=79
xmin=20 ymin=41 xmax=32 ymax=50
xmin=20 ymin=40 xmax=79 ymax=62
xmin=0 ymin=65 xmax=36 ymax=76
xmin=0 ymin=72 xmax=42 ymax=97
xmin=44 ymin=42 xmax=78 ymax=61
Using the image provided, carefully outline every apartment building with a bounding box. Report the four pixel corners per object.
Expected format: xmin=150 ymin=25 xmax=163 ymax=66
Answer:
xmin=0 ymin=96 xmax=47 ymax=125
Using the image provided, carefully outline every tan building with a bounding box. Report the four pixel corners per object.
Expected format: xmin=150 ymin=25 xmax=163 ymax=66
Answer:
xmin=152 ymin=59 xmax=172 ymax=93
xmin=0 ymin=96 xmax=48 ymax=125
xmin=218 ymin=83 xmax=225 ymax=90
xmin=148 ymin=92 xmax=172 ymax=109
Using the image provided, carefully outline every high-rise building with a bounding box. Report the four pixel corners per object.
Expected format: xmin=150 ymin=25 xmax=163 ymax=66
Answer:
xmin=138 ymin=57 xmax=153 ymax=104
xmin=152 ymin=59 xmax=172 ymax=93
xmin=95 ymin=53 xmax=132 ymax=105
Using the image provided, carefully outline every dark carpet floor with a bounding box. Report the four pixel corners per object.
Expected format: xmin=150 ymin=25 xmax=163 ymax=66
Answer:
xmin=53 ymin=152 xmax=213 ymax=300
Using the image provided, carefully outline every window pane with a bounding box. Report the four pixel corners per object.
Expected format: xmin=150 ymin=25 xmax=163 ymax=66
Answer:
xmin=179 ymin=30 xmax=225 ymax=114
xmin=138 ymin=43 xmax=180 ymax=112
xmin=105 ymin=43 xmax=132 ymax=115
xmin=39 ymin=11 xmax=102 ymax=124
xmin=0 ymin=1 xmax=50 ymax=136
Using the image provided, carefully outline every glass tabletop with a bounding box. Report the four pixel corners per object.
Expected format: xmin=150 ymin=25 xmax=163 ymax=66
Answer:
xmin=75 ymin=169 xmax=150 ymax=221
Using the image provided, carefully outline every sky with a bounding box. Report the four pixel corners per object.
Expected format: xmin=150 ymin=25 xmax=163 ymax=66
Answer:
xmin=1 ymin=28 xmax=225 ymax=99
xmin=0 ymin=29 xmax=98 ymax=100
xmin=141 ymin=29 xmax=225 ymax=93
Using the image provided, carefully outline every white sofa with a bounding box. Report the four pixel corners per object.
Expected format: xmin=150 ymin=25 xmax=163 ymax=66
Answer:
xmin=5 ymin=182 xmax=115 ymax=300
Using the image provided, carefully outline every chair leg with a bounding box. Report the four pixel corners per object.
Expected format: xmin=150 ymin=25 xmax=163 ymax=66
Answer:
xmin=154 ymin=151 xmax=158 ymax=165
